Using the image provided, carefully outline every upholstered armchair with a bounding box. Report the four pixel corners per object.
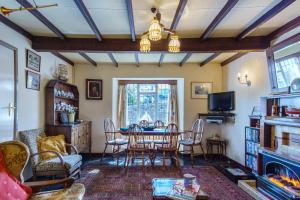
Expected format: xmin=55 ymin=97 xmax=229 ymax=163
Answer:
xmin=0 ymin=140 xmax=85 ymax=200
xmin=19 ymin=129 xmax=82 ymax=179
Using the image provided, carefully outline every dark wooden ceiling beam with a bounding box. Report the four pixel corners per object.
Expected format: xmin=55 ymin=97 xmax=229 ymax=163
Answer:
xmin=108 ymin=53 xmax=118 ymax=67
xmin=51 ymin=52 xmax=74 ymax=66
xmin=200 ymin=0 xmax=239 ymax=40
xmin=179 ymin=53 xmax=192 ymax=66
xmin=0 ymin=15 xmax=33 ymax=40
xmin=236 ymin=0 xmax=296 ymax=40
xmin=16 ymin=0 xmax=65 ymax=39
xmin=32 ymin=36 xmax=270 ymax=52
xmin=134 ymin=53 xmax=139 ymax=67
xmin=220 ymin=52 xmax=248 ymax=66
xmin=73 ymin=0 xmax=102 ymax=41
xmin=125 ymin=0 xmax=136 ymax=42
xmin=199 ymin=53 xmax=220 ymax=66
xmin=78 ymin=52 xmax=97 ymax=66
xmin=158 ymin=54 xmax=165 ymax=67
xmin=267 ymin=16 xmax=300 ymax=41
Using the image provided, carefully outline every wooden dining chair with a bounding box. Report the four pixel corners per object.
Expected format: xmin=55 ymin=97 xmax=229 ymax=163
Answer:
xmin=139 ymin=120 xmax=149 ymax=128
xmin=154 ymin=120 xmax=165 ymax=128
xmin=154 ymin=123 xmax=180 ymax=169
xmin=178 ymin=119 xmax=206 ymax=165
xmin=126 ymin=124 xmax=151 ymax=168
xmin=102 ymin=118 xmax=128 ymax=165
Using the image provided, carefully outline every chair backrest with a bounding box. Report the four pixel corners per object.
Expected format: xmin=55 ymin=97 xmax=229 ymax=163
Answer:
xmin=19 ymin=129 xmax=44 ymax=166
xmin=163 ymin=123 xmax=178 ymax=149
xmin=191 ymin=119 xmax=204 ymax=143
xmin=139 ymin=120 xmax=149 ymax=128
xmin=0 ymin=140 xmax=30 ymax=183
xmin=128 ymin=124 xmax=145 ymax=149
xmin=154 ymin=120 xmax=164 ymax=128
xmin=104 ymin=118 xmax=116 ymax=141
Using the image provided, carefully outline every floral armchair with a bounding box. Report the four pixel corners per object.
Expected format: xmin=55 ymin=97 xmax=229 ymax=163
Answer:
xmin=0 ymin=140 xmax=85 ymax=200
xmin=19 ymin=129 xmax=82 ymax=179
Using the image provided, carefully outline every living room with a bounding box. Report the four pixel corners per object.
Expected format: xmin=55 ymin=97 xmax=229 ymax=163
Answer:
xmin=0 ymin=0 xmax=299 ymax=199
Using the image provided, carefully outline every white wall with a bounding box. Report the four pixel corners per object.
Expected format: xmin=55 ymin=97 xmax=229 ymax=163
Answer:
xmin=222 ymin=52 xmax=271 ymax=164
xmin=0 ymin=23 xmax=73 ymax=132
xmin=74 ymin=63 xmax=223 ymax=153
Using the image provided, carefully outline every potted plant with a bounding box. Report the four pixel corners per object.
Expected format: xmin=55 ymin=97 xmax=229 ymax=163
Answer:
xmin=66 ymin=107 xmax=77 ymax=123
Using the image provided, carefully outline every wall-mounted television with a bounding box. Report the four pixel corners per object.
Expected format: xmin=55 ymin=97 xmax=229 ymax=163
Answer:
xmin=208 ymin=91 xmax=235 ymax=112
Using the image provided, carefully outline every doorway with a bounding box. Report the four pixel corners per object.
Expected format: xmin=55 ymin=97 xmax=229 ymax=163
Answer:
xmin=0 ymin=40 xmax=18 ymax=142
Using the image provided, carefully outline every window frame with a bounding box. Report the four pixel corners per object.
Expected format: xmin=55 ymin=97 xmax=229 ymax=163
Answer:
xmin=266 ymin=33 xmax=300 ymax=94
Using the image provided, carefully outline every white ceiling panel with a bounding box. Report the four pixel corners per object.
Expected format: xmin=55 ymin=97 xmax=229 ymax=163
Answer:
xmin=138 ymin=53 xmax=161 ymax=63
xmin=163 ymin=53 xmax=187 ymax=63
xmin=113 ymin=53 xmax=135 ymax=63
xmin=60 ymin=53 xmax=89 ymax=64
xmin=188 ymin=53 xmax=214 ymax=63
xmin=33 ymin=0 xmax=94 ymax=35
xmin=250 ymin=1 xmax=300 ymax=36
xmin=86 ymin=53 xmax=112 ymax=63
xmin=1 ymin=0 xmax=56 ymax=36
xmin=133 ymin=0 xmax=179 ymax=35
xmin=212 ymin=52 xmax=237 ymax=62
xmin=209 ymin=0 xmax=280 ymax=37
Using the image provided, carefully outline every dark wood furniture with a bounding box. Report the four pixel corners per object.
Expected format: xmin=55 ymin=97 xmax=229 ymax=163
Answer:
xmin=244 ymin=116 xmax=261 ymax=173
xmin=206 ymin=138 xmax=227 ymax=159
xmin=46 ymin=79 xmax=92 ymax=153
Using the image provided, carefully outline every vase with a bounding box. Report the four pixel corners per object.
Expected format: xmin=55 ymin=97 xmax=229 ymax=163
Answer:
xmin=68 ymin=113 xmax=75 ymax=123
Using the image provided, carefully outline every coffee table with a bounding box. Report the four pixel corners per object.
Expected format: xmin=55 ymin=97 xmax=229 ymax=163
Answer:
xmin=152 ymin=178 xmax=209 ymax=200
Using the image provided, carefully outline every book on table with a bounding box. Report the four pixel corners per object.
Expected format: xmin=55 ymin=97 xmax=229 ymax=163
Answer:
xmin=166 ymin=179 xmax=200 ymax=200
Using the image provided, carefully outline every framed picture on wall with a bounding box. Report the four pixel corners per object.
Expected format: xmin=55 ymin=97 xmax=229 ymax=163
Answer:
xmin=26 ymin=49 xmax=41 ymax=72
xmin=26 ymin=70 xmax=40 ymax=91
xmin=86 ymin=79 xmax=102 ymax=100
xmin=191 ymin=82 xmax=212 ymax=99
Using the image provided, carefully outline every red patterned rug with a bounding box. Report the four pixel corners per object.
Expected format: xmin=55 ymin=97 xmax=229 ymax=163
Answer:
xmin=76 ymin=165 xmax=253 ymax=200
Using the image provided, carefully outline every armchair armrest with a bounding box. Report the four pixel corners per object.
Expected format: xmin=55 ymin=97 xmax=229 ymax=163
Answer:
xmin=31 ymin=150 xmax=67 ymax=170
xmin=65 ymin=143 xmax=78 ymax=154
xmin=25 ymin=177 xmax=75 ymax=193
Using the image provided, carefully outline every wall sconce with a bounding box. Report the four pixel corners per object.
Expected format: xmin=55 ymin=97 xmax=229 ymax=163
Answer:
xmin=237 ymin=72 xmax=251 ymax=87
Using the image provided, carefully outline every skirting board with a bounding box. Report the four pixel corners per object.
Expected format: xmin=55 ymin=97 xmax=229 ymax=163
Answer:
xmin=238 ymin=180 xmax=269 ymax=200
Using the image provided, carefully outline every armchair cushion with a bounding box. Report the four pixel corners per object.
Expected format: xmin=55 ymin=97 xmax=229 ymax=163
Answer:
xmin=37 ymin=135 xmax=67 ymax=161
xmin=30 ymin=183 xmax=85 ymax=200
xmin=36 ymin=154 xmax=82 ymax=172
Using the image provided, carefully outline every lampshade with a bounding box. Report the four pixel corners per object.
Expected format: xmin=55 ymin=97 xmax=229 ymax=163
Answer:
xmin=168 ymin=35 xmax=180 ymax=53
xmin=148 ymin=18 xmax=162 ymax=41
xmin=140 ymin=35 xmax=151 ymax=52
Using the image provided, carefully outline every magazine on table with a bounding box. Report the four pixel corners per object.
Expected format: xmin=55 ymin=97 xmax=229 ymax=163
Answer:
xmin=166 ymin=179 xmax=200 ymax=200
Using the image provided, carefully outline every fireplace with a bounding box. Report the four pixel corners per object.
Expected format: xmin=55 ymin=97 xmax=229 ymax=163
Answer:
xmin=257 ymin=148 xmax=300 ymax=200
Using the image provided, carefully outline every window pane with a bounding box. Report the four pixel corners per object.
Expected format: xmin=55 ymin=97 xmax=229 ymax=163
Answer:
xmin=275 ymin=57 xmax=300 ymax=88
xmin=127 ymin=84 xmax=138 ymax=125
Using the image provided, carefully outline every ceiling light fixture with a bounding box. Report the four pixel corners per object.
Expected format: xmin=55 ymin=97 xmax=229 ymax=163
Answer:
xmin=140 ymin=7 xmax=180 ymax=53
xmin=1 ymin=1 xmax=57 ymax=17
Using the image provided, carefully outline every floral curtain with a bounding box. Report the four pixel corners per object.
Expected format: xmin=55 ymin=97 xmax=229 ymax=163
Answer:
xmin=168 ymin=84 xmax=178 ymax=125
xmin=117 ymin=84 xmax=127 ymax=128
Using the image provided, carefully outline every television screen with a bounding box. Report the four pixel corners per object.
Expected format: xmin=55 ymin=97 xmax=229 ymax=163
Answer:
xmin=208 ymin=91 xmax=235 ymax=111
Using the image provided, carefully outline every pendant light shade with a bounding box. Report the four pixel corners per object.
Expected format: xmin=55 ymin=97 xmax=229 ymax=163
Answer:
xmin=140 ymin=35 xmax=151 ymax=52
xmin=168 ymin=35 xmax=180 ymax=53
xmin=148 ymin=18 xmax=162 ymax=41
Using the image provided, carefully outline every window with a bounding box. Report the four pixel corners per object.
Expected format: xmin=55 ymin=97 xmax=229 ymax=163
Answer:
xmin=126 ymin=83 xmax=171 ymax=126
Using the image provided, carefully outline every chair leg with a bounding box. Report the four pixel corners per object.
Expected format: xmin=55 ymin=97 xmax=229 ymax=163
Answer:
xmin=116 ymin=146 xmax=120 ymax=166
xmin=126 ymin=150 xmax=132 ymax=167
xmin=200 ymin=143 xmax=206 ymax=160
xmin=141 ymin=151 xmax=145 ymax=168
xmin=175 ymin=151 xmax=180 ymax=168
xmin=102 ymin=144 xmax=108 ymax=161
xmin=163 ymin=151 xmax=166 ymax=169
xmin=190 ymin=146 xmax=194 ymax=166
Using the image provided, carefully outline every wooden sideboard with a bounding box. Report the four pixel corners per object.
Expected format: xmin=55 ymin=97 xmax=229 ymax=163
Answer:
xmin=46 ymin=121 xmax=92 ymax=153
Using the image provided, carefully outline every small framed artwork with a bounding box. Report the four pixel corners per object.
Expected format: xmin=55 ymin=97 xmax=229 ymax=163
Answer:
xmin=26 ymin=49 xmax=41 ymax=72
xmin=26 ymin=70 xmax=40 ymax=91
xmin=191 ymin=82 xmax=212 ymax=99
xmin=86 ymin=79 xmax=102 ymax=100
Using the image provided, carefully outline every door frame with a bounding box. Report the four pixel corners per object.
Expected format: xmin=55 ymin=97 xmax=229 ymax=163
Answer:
xmin=0 ymin=40 xmax=18 ymax=139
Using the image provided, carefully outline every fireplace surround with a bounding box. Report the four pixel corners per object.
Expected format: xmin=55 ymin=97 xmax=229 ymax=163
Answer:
xmin=257 ymin=147 xmax=300 ymax=200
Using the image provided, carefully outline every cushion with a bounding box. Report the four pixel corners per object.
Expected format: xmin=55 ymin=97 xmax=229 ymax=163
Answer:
xmin=30 ymin=183 xmax=85 ymax=200
xmin=179 ymin=139 xmax=201 ymax=145
xmin=37 ymin=135 xmax=67 ymax=161
xmin=36 ymin=154 xmax=82 ymax=172
xmin=107 ymin=139 xmax=128 ymax=145
xmin=0 ymin=150 xmax=32 ymax=200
